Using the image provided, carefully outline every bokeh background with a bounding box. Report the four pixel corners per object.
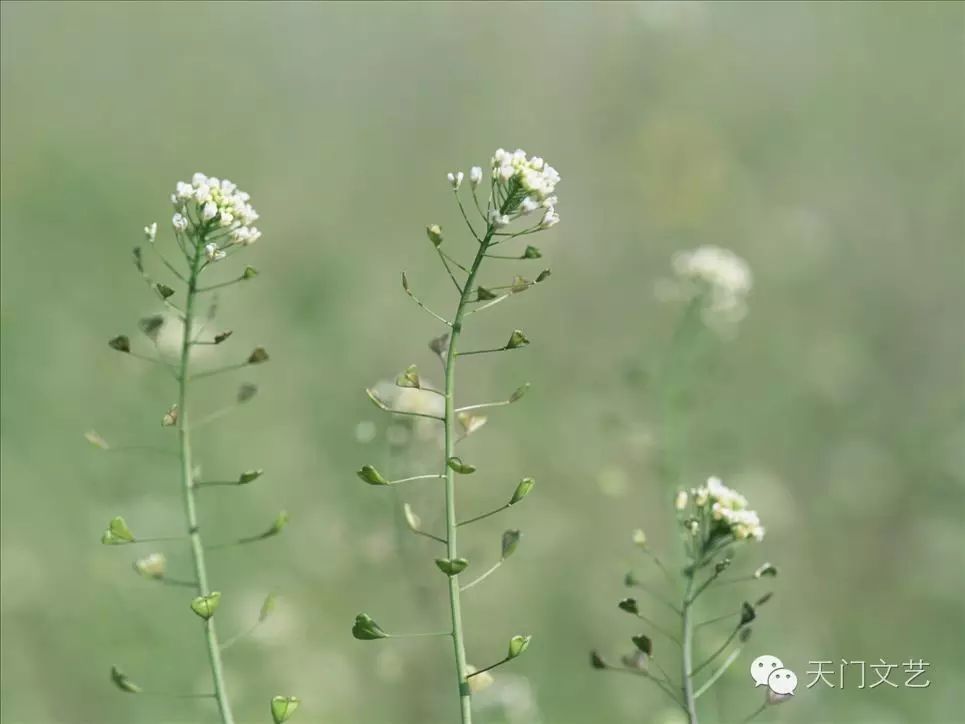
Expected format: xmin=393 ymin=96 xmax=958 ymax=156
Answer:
xmin=2 ymin=2 xmax=963 ymax=723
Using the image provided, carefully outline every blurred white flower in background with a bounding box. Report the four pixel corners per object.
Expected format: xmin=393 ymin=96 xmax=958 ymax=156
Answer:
xmin=656 ymin=245 xmax=752 ymax=331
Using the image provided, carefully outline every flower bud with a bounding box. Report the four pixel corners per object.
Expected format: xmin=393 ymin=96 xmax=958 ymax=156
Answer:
xmin=247 ymin=347 xmax=269 ymax=364
xmin=190 ymin=591 xmax=222 ymax=620
xmin=632 ymin=529 xmax=647 ymax=547
xmin=507 ymin=634 xmax=531 ymax=659
xmin=501 ymin=529 xmax=521 ymax=559
xmin=509 ymin=477 xmax=535 ymax=505
xmin=144 ymin=222 xmax=157 ymax=243
xmin=631 ymin=633 xmax=653 ymax=656
xmin=357 ymin=465 xmax=388 ymax=485
xmin=506 ymin=329 xmax=530 ymax=349
xmin=110 ymin=665 xmax=142 ymax=694
xmin=426 ymin=224 xmax=444 ymax=247
xmin=446 ymin=456 xmax=476 ymax=474
xmin=108 ymin=335 xmax=131 ymax=353
xmin=447 ymin=171 xmax=464 ymax=190
xmin=172 ymin=213 xmax=188 ymax=232
xmin=352 ymin=613 xmax=387 ymax=640
xmin=271 ymin=696 xmax=300 ymax=724
xmin=435 ymin=557 xmax=469 ymax=576
xmin=469 ymin=166 xmax=483 ymax=188
xmin=161 ymin=404 xmax=178 ymax=427
xmin=618 ymin=597 xmax=639 ymax=615
xmin=238 ymin=469 xmax=264 ymax=484
xmin=395 ymin=364 xmax=420 ymax=389
xmin=133 ymin=552 xmax=167 ymax=579
xmin=539 ymin=207 xmax=560 ymax=229
xmin=674 ymin=490 xmax=689 ymax=510
xmin=101 ymin=516 xmax=135 ymax=545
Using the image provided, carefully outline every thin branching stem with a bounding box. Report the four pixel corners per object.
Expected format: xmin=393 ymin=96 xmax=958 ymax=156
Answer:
xmin=177 ymin=233 xmax=235 ymax=724
xmin=441 ymin=223 xmax=498 ymax=724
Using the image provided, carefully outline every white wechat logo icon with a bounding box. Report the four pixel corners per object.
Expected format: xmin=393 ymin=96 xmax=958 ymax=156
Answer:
xmin=768 ymin=668 xmax=798 ymax=696
xmin=751 ymin=654 xmax=797 ymax=696
xmin=751 ymin=654 xmax=783 ymax=686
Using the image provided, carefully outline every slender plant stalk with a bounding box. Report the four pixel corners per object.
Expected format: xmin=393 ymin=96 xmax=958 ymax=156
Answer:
xmin=442 ymin=226 xmax=496 ymax=724
xmin=177 ymin=238 xmax=235 ymax=724
xmin=681 ymin=569 xmax=699 ymax=724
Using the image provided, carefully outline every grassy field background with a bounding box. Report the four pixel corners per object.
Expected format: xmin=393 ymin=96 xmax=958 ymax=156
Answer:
xmin=2 ymin=2 xmax=963 ymax=723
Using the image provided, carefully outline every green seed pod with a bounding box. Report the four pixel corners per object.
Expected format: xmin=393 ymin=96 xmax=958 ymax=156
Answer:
xmin=190 ymin=592 xmax=222 ymax=620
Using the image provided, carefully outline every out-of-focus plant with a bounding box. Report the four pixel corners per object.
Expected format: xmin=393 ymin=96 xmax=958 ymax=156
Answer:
xmin=91 ymin=174 xmax=297 ymax=724
xmin=352 ymin=149 xmax=561 ymax=723
xmin=591 ymin=478 xmax=781 ymax=724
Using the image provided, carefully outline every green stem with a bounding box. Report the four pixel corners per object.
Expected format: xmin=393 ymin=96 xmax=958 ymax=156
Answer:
xmin=178 ymin=235 xmax=235 ymax=724
xmin=442 ymin=225 xmax=496 ymax=724
xmin=681 ymin=571 xmax=698 ymax=724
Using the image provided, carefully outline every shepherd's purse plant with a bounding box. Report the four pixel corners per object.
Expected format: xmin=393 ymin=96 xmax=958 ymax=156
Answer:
xmin=352 ymin=149 xmax=561 ymax=723
xmin=91 ymin=173 xmax=298 ymax=724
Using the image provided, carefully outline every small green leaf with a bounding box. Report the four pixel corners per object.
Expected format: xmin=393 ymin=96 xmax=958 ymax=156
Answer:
xmin=259 ymin=593 xmax=278 ymax=622
xmin=352 ymin=613 xmax=387 ymax=640
xmin=506 ymin=329 xmax=530 ymax=349
xmin=270 ymin=695 xmax=299 ymax=724
xmin=426 ymin=224 xmax=444 ymax=247
xmin=190 ymin=592 xmax=222 ymax=620
xmin=475 ymin=286 xmax=498 ymax=301
xmin=133 ymin=552 xmax=166 ymax=579
xmin=108 ymin=335 xmax=131 ymax=353
xmin=739 ymin=601 xmax=757 ymax=626
xmin=435 ymin=557 xmax=469 ymax=576
xmin=102 ymin=516 xmax=135 ymax=545
xmin=501 ymin=529 xmax=521 ymax=560
xmin=214 ymin=330 xmax=233 ymax=344
xmin=618 ymin=597 xmax=639 ymax=615
xmin=522 ymin=245 xmax=542 ymax=259
xmin=138 ymin=315 xmax=165 ymax=341
xmin=242 ymin=265 xmax=258 ymax=280
xmin=507 ymin=634 xmax=531 ymax=659
xmin=509 ymin=477 xmax=535 ymax=505
xmin=238 ymin=469 xmax=264 ymax=484
xmin=237 ymin=383 xmax=258 ymax=403
xmin=590 ymin=651 xmax=608 ymax=670
xmin=509 ymin=382 xmax=531 ymax=403
xmin=247 ymin=347 xmax=269 ymax=364
xmin=631 ymin=634 xmax=653 ymax=656
xmin=446 ymin=456 xmax=476 ymax=474
xmin=155 ymin=283 xmax=175 ymax=299
xmin=110 ymin=665 xmax=142 ymax=694
xmin=396 ymin=364 xmax=420 ymax=389
xmin=535 ymin=269 xmax=552 ymax=283
xmin=357 ymin=465 xmax=388 ymax=485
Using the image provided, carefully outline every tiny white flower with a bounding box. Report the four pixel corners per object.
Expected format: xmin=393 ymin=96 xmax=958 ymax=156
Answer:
xmin=539 ymin=207 xmax=560 ymax=229
xmin=194 ymin=184 xmax=212 ymax=204
xmin=172 ymin=213 xmax=188 ymax=232
xmin=542 ymin=195 xmax=558 ymax=208
xmin=447 ymin=171 xmax=464 ymax=190
xmin=674 ymin=490 xmax=689 ymax=511
xmin=204 ymin=242 xmax=226 ymax=261
xmin=469 ymin=166 xmax=483 ymax=188
xmin=202 ymin=201 xmax=218 ymax=221
xmin=144 ymin=222 xmax=157 ymax=243
xmin=191 ymin=172 xmax=208 ymax=186
xmin=488 ymin=209 xmax=510 ymax=228
xmin=175 ymin=182 xmax=194 ymax=200
xmin=518 ymin=197 xmax=539 ymax=214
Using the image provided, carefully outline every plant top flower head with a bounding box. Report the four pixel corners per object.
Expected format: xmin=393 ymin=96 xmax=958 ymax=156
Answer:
xmin=489 ymin=148 xmax=560 ymax=223
xmin=684 ymin=476 xmax=765 ymax=542
xmin=668 ymin=245 xmax=752 ymax=324
xmin=171 ymin=172 xmax=261 ymax=255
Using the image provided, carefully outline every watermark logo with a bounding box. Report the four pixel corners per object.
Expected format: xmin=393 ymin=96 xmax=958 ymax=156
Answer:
xmin=751 ymin=654 xmax=797 ymax=696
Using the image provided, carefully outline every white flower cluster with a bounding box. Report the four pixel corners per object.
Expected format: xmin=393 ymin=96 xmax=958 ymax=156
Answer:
xmin=169 ymin=173 xmax=261 ymax=258
xmin=687 ymin=476 xmax=765 ymax=541
xmin=448 ymin=149 xmax=561 ymax=231
xmin=670 ymin=245 xmax=752 ymax=322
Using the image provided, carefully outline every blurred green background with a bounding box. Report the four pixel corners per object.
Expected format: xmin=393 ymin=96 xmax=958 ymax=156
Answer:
xmin=2 ymin=2 xmax=963 ymax=723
